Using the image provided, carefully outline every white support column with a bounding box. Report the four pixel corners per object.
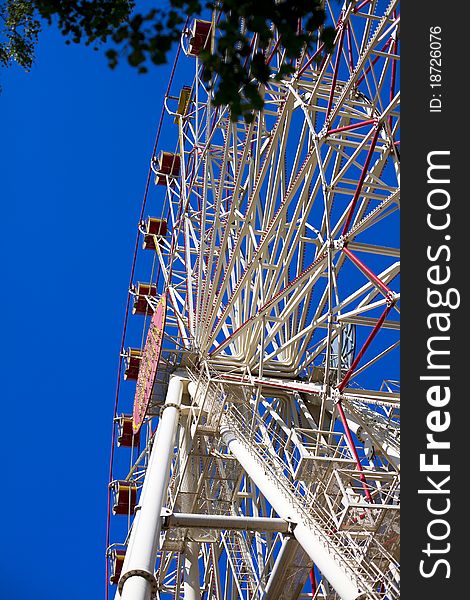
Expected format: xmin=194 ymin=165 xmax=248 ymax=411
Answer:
xmin=179 ymin=412 xmax=201 ymax=600
xmin=183 ymin=540 xmax=200 ymax=600
xmin=220 ymin=425 xmax=366 ymax=600
xmin=166 ymin=513 xmax=289 ymax=532
xmin=114 ymin=431 xmax=162 ymax=600
xmin=263 ymin=536 xmax=301 ymax=600
xmin=118 ymin=375 xmax=184 ymax=600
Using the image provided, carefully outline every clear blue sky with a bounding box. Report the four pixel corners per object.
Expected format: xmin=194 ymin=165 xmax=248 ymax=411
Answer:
xmin=0 ymin=25 xmax=174 ymax=600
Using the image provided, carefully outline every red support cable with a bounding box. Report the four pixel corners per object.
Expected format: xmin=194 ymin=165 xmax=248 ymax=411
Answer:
xmin=346 ymin=22 xmax=354 ymax=74
xmin=334 ymin=304 xmax=395 ymax=500
xmin=356 ymin=38 xmax=393 ymax=86
xmin=342 ymin=245 xmax=391 ymax=295
xmin=333 ymin=302 xmax=394 ymax=504
xmin=243 ymin=33 xmax=258 ymax=69
xmin=389 ymin=33 xmax=398 ymax=131
xmin=341 ymin=125 xmax=381 ymax=236
xmin=354 ymin=0 xmax=373 ymax=13
xmin=208 ymin=250 xmax=329 ymax=357
xmin=338 ymin=303 xmax=394 ymax=392
xmin=326 ymin=22 xmax=346 ymax=121
xmin=335 ymin=400 xmax=374 ymax=502
xmin=104 ymin=27 xmax=185 ymax=600
xmin=266 ymin=36 xmax=282 ymax=66
xmin=310 ymin=568 xmax=317 ymax=597
xmin=296 ymin=42 xmax=325 ymax=77
xmin=327 ymin=118 xmax=376 ymax=135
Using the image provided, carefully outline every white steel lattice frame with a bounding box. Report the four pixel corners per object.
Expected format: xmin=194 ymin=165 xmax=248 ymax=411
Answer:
xmin=107 ymin=2 xmax=400 ymax=600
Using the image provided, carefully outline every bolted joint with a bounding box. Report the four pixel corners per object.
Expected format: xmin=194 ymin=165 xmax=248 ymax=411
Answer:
xmin=160 ymin=402 xmax=181 ymax=415
xmin=161 ymin=506 xmax=172 ymax=530
xmin=118 ymin=568 xmax=158 ymax=595
xmin=333 ymin=236 xmax=345 ymax=251
xmin=332 ymin=388 xmax=342 ymax=405
xmin=356 ymin=426 xmax=365 ymax=443
xmin=285 ymin=517 xmax=297 ymax=535
xmin=386 ymin=290 xmax=397 ymax=307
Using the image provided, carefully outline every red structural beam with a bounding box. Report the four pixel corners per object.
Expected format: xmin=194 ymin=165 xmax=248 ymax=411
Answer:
xmin=354 ymin=0 xmax=374 ymax=13
xmin=346 ymin=22 xmax=354 ymax=73
xmin=208 ymin=251 xmax=328 ymax=356
xmin=335 ymin=400 xmax=374 ymax=503
xmin=267 ymin=36 xmax=283 ymax=66
xmin=342 ymin=245 xmax=392 ymax=296
xmin=356 ymin=38 xmax=393 ymax=86
xmin=296 ymin=3 xmax=350 ymax=79
xmin=338 ymin=303 xmax=394 ymax=392
xmin=104 ymin=28 xmax=186 ymax=600
xmin=326 ymin=22 xmax=346 ymax=120
xmin=390 ymin=37 xmax=398 ymax=95
xmin=334 ymin=301 xmax=395 ymax=503
xmin=244 ymin=33 xmax=258 ymax=69
xmin=389 ymin=32 xmax=398 ymax=131
xmin=341 ymin=125 xmax=381 ymax=236
xmin=327 ymin=118 xmax=376 ymax=135
xmin=310 ymin=568 xmax=317 ymax=597
xmin=296 ymin=42 xmax=325 ymax=77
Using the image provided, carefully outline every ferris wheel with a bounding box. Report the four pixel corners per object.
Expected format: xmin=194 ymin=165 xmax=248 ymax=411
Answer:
xmin=106 ymin=2 xmax=400 ymax=600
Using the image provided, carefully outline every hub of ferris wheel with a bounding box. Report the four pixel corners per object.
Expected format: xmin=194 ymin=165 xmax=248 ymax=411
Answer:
xmin=106 ymin=2 xmax=400 ymax=600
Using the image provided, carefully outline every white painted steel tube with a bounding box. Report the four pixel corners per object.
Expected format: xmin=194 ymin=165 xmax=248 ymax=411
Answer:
xmin=179 ymin=414 xmax=201 ymax=600
xmin=118 ymin=375 xmax=184 ymax=600
xmin=263 ymin=536 xmax=301 ymax=600
xmin=167 ymin=513 xmax=290 ymax=532
xmin=114 ymin=425 xmax=164 ymax=600
xmin=183 ymin=540 xmax=200 ymax=600
xmin=220 ymin=425 xmax=365 ymax=600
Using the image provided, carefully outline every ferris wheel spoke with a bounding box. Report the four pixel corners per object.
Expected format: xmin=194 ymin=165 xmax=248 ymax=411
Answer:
xmin=197 ymin=122 xmax=259 ymax=328
xmin=328 ymin=0 xmax=398 ymax=122
xmin=297 ymin=284 xmax=399 ymax=374
xmin=206 ymin=152 xmax=321 ymax=348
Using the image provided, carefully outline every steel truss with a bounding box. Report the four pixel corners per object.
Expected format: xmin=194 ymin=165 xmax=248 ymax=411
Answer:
xmin=108 ymin=2 xmax=400 ymax=600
